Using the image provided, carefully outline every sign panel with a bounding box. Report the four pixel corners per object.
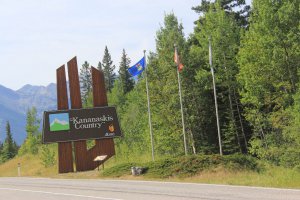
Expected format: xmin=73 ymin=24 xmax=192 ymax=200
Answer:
xmin=42 ymin=106 xmax=122 ymax=143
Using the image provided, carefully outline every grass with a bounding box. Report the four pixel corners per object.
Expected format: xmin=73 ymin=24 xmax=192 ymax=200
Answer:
xmin=50 ymin=122 xmax=70 ymax=131
xmin=180 ymin=165 xmax=300 ymax=188
xmin=0 ymin=154 xmax=57 ymax=177
xmin=0 ymin=152 xmax=299 ymax=189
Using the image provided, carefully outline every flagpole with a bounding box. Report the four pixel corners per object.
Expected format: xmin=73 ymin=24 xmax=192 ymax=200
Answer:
xmin=144 ymin=50 xmax=155 ymax=161
xmin=209 ymin=36 xmax=223 ymax=156
xmin=174 ymin=44 xmax=188 ymax=156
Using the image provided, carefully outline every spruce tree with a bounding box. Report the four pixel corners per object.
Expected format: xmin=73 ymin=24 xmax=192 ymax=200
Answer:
xmin=186 ymin=2 xmax=251 ymax=154
xmin=146 ymin=13 xmax=187 ymax=155
xmin=192 ymin=0 xmax=251 ymax=27
xmin=1 ymin=121 xmax=17 ymax=161
xmin=118 ymin=49 xmax=134 ymax=94
xmin=97 ymin=61 xmax=102 ymax=71
xmin=79 ymin=61 xmax=92 ymax=105
xmin=101 ymin=46 xmax=116 ymax=92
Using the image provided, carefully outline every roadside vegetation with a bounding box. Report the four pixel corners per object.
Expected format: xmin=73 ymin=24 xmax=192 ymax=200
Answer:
xmin=0 ymin=152 xmax=299 ymax=189
xmin=0 ymin=0 xmax=299 ymax=189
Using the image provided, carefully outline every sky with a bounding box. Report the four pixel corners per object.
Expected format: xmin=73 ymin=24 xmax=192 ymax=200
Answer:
xmin=0 ymin=0 xmax=251 ymax=91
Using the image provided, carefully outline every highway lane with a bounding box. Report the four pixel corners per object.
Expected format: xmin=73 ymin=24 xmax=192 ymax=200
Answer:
xmin=0 ymin=177 xmax=299 ymax=200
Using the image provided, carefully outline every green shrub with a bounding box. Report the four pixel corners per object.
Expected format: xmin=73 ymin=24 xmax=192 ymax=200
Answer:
xmin=40 ymin=145 xmax=56 ymax=168
xmin=280 ymin=148 xmax=300 ymax=168
xmin=101 ymin=154 xmax=260 ymax=179
xmin=102 ymin=162 xmax=137 ymax=177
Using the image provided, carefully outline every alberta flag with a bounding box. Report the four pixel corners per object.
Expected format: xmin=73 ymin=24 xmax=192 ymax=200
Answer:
xmin=128 ymin=57 xmax=145 ymax=76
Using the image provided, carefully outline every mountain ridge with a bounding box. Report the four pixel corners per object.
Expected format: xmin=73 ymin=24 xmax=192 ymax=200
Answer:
xmin=0 ymin=83 xmax=57 ymax=144
xmin=50 ymin=118 xmax=68 ymax=126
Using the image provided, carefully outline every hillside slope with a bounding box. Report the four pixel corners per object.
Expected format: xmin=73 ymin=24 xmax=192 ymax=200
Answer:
xmin=0 ymin=152 xmax=299 ymax=189
xmin=0 ymin=84 xmax=56 ymax=144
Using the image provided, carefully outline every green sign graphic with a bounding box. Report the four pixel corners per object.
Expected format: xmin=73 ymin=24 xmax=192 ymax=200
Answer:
xmin=43 ymin=106 xmax=122 ymax=143
xmin=49 ymin=113 xmax=70 ymax=131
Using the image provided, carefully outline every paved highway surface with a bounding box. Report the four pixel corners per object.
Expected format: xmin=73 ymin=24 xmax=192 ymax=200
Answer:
xmin=0 ymin=177 xmax=299 ymax=200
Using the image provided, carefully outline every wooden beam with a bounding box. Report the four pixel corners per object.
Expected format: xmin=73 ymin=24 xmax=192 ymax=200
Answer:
xmin=86 ymin=67 xmax=115 ymax=169
xmin=57 ymin=65 xmax=74 ymax=173
xmin=67 ymin=57 xmax=88 ymax=172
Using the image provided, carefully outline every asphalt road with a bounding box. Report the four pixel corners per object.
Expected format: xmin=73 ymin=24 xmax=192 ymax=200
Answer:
xmin=0 ymin=177 xmax=299 ymax=200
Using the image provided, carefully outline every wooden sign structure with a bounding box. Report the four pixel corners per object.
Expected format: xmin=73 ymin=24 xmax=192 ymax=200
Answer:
xmin=56 ymin=57 xmax=115 ymax=173
xmin=43 ymin=107 xmax=121 ymax=143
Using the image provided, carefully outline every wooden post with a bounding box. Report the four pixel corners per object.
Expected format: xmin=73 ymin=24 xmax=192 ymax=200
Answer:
xmin=67 ymin=57 xmax=88 ymax=172
xmin=86 ymin=67 xmax=115 ymax=170
xmin=57 ymin=66 xmax=74 ymax=173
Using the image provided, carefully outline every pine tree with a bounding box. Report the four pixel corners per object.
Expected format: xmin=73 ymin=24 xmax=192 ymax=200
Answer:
xmin=101 ymin=46 xmax=116 ymax=92
xmin=79 ymin=61 xmax=92 ymax=105
xmin=118 ymin=49 xmax=134 ymax=94
xmin=192 ymin=0 xmax=251 ymax=27
xmin=1 ymin=121 xmax=17 ymax=162
xmin=189 ymin=2 xmax=250 ymax=154
xmin=97 ymin=61 xmax=102 ymax=71
xmin=146 ymin=13 xmax=187 ymax=155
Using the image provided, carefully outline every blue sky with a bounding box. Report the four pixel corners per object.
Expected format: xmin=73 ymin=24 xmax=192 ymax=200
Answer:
xmin=49 ymin=113 xmax=69 ymax=125
xmin=0 ymin=0 xmax=251 ymax=90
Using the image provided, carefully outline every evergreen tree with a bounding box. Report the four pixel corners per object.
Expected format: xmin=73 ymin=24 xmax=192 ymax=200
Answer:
xmin=192 ymin=0 xmax=251 ymax=27
xmin=189 ymin=2 xmax=249 ymax=154
xmin=79 ymin=61 xmax=92 ymax=105
xmin=0 ymin=142 xmax=3 ymax=164
xmin=0 ymin=142 xmax=3 ymax=153
xmin=1 ymin=121 xmax=17 ymax=162
xmin=97 ymin=61 xmax=102 ymax=71
xmin=146 ymin=13 xmax=187 ymax=155
xmin=101 ymin=46 xmax=116 ymax=92
xmin=118 ymin=49 xmax=134 ymax=94
xmin=237 ymin=0 xmax=299 ymax=162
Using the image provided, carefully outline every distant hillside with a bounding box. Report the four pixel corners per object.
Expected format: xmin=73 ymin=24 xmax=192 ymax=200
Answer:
xmin=0 ymin=84 xmax=57 ymax=144
xmin=50 ymin=122 xmax=70 ymax=132
xmin=0 ymin=104 xmax=25 ymax=144
xmin=16 ymin=83 xmax=57 ymax=116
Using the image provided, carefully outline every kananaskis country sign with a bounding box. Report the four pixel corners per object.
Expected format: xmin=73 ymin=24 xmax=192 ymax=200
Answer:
xmin=42 ymin=106 xmax=122 ymax=143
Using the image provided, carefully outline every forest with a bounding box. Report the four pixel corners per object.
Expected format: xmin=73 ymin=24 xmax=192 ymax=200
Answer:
xmin=0 ymin=0 xmax=299 ymax=170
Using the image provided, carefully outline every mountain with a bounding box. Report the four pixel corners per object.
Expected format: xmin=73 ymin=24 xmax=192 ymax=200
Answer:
xmin=0 ymin=103 xmax=25 ymax=144
xmin=0 ymin=84 xmax=57 ymax=144
xmin=17 ymin=83 xmax=57 ymax=116
xmin=50 ymin=119 xmax=70 ymax=131
xmin=50 ymin=118 xmax=68 ymax=126
xmin=0 ymin=85 xmax=20 ymax=113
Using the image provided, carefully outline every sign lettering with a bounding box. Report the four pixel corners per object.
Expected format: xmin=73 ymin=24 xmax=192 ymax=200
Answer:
xmin=42 ymin=106 xmax=122 ymax=143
